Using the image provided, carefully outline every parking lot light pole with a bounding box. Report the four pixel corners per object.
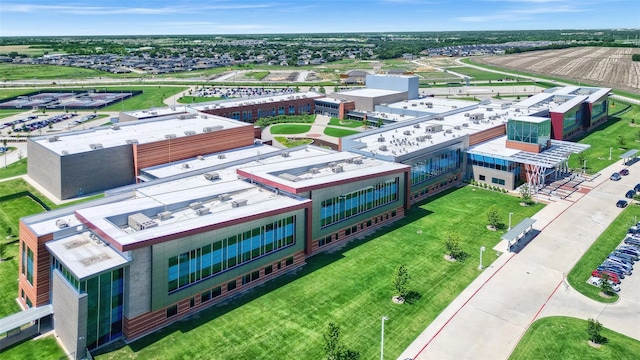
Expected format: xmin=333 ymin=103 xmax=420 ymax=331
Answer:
xmin=508 ymin=212 xmax=513 ymax=231
xmin=380 ymin=316 xmax=388 ymax=360
xmin=583 ymin=160 xmax=587 ymax=174
xmin=478 ymin=246 xmax=485 ymax=270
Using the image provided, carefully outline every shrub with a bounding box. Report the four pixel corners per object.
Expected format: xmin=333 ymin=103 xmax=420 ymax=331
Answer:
xmin=586 ymin=318 xmax=606 ymax=344
xmin=444 ymin=231 xmax=467 ymax=261
xmin=486 ymin=205 xmax=502 ymax=229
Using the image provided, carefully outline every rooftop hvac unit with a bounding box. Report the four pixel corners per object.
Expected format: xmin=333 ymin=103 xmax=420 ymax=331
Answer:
xmin=189 ymin=202 xmax=203 ymax=210
xmin=217 ymin=154 xmax=226 ymax=159
xmin=487 ymin=108 xmax=493 ymax=111
xmin=179 ymin=114 xmax=196 ymax=120
xmin=472 ymin=120 xmax=480 ymax=124
xmin=462 ymin=123 xmax=469 ymax=127
xmin=413 ymin=124 xmax=420 ymax=128
xmin=515 ymin=108 xmax=521 ymax=112
xmin=158 ymin=211 xmax=172 ymax=220
xmin=48 ymin=136 xmax=59 ymax=142
xmin=128 ymin=213 xmax=158 ymax=231
xmin=353 ymin=158 xmax=363 ymax=164
xmin=452 ymin=105 xmax=458 ymax=109
xmin=345 ymin=158 xmax=354 ymax=163
xmin=378 ymin=136 xmax=385 ymax=142
xmin=454 ymin=125 xmax=461 ymax=130
xmin=424 ymin=134 xmax=432 ymax=139
xmin=61 ymin=150 xmax=68 ymax=155
xmin=203 ymin=125 xmax=223 ymax=133
xmin=445 ymin=129 xmax=453 ymax=134
xmin=184 ymin=130 xmax=196 ymax=136
xmin=181 ymin=163 xmax=190 ymax=169
xmin=403 ymin=106 xmax=407 ymax=109
xmin=111 ymin=125 xmax=120 ymax=130
xmin=197 ymin=155 xmax=204 ymax=160
xmin=403 ymin=130 xmax=411 ymax=135
xmin=170 ymin=107 xmax=176 ymax=111
xmin=165 ymin=134 xmax=177 ymax=139
xmin=55 ymin=219 xmax=68 ymax=229
xmin=281 ymin=152 xmax=290 ymax=157
xmin=200 ymin=115 xmax=207 ymax=119
xmin=203 ymin=172 xmax=219 ymax=180
xmin=425 ymin=102 xmax=433 ymax=108
xmin=411 ymin=103 xmax=417 ymax=107
xmin=464 ymin=113 xmax=470 ymax=117
xmin=231 ymin=199 xmax=248 ymax=208
xmin=126 ymin=139 xmax=138 ymax=145
xmin=219 ymin=193 xmax=231 ymax=201
xmin=195 ymin=207 xmax=210 ymax=216
xmin=89 ymin=143 xmax=103 ymax=150
xmin=417 ymin=136 xmax=426 ymax=142
xmin=328 ymin=162 xmax=338 ymax=167
xmin=379 ymin=145 xmax=388 ymax=151
xmin=310 ymin=167 xmax=320 ymax=174
xmin=331 ymin=165 xmax=343 ymax=173
xmin=434 ymin=116 xmax=444 ymax=121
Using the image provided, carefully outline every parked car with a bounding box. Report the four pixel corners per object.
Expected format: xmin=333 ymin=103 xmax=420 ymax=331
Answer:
xmin=616 ymin=248 xmax=640 ymax=259
xmin=596 ymin=265 xmax=625 ymax=278
xmin=620 ymin=169 xmax=630 ymax=176
xmin=626 ymin=190 xmax=636 ymax=199
xmin=611 ymin=251 xmax=637 ymax=263
xmin=618 ymin=246 xmax=640 ymax=256
xmin=602 ymin=259 xmax=632 ymax=273
xmin=624 ymin=237 xmax=640 ymax=246
xmin=588 ymin=277 xmax=621 ymax=292
xmin=611 ymin=172 xmax=622 ymax=181
xmin=634 ymin=183 xmax=640 ymax=192
xmin=607 ymin=254 xmax=634 ymax=267
xmin=617 ymin=200 xmax=628 ymax=208
xmin=591 ymin=270 xmax=621 ymax=284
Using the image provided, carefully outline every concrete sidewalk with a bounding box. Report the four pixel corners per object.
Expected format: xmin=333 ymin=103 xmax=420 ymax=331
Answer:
xmin=399 ymin=160 xmax=640 ymax=360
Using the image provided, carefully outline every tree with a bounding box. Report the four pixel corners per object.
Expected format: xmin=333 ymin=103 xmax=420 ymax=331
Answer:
xmin=520 ymin=184 xmax=534 ymax=205
xmin=486 ymin=205 xmax=502 ymax=229
xmin=444 ymin=231 xmax=467 ymax=260
xmin=393 ymin=264 xmax=410 ymax=299
xmin=599 ymin=274 xmax=614 ymax=296
xmin=376 ymin=119 xmax=383 ymax=128
xmin=617 ymin=135 xmax=626 ymax=147
xmin=632 ymin=54 xmax=640 ymax=62
xmin=323 ymin=323 xmax=360 ymax=360
xmin=586 ymin=318 xmax=606 ymax=344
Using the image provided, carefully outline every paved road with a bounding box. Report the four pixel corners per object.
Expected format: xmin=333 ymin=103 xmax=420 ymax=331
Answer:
xmin=399 ymin=160 xmax=640 ymax=360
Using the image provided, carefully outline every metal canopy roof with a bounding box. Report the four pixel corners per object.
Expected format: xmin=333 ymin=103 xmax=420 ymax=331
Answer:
xmin=468 ymin=140 xmax=590 ymax=169
xmin=501 ymin=218 xmax=537 ymax=242
xmin=0 ymin=305 xmax=53 ymax=334
xmin=619 ymin=149 xmax=639 ymax=159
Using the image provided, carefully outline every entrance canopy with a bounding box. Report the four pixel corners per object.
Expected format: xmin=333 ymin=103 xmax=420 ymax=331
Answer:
xmin=501 ymin=218 xmax=536 ymax=252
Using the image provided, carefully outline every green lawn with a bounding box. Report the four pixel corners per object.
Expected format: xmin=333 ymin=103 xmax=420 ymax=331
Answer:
xmin=567 ymin=204 xmax=640 ymax=302
xmin=269 ymin=124 xmax=312 ymax=134
xmin=323 ymin=127 xmax=360 ymax=137
xmin=328 ymin=118 xmax=365 ymax=128
xmin=568 ymin=103 xmax=640 ymax=173
xmin=176 ymin=96 xmax=225 ymax=104
xmin=0 ymin=88 xmax=36 ymax=101
xmin=0 ymin=157 xmax=27 ymax=180
xmin=0 ymin=335 xmax=66 ymax=360
xmin=510 ymin=316 xmax=640 ymax=359
xmin=273 ymin=136 xmax=313 ymax=148
xmin=99 ymin=86 xmax=188 ymax=111
xmin=445 ymin=66 xmax=519 ymax=81
xmin=245 ymin=71 xmax=269 ymax=80
xmin=0 ymin=109 xmax=26 ymax=119
xmin=0 ymin=64 xmax=111 ymax=80
xmin=93 ymin=186 xmax=542 ymax=360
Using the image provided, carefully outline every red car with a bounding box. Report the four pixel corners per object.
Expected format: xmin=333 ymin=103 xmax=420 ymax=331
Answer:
xmin=592 ymin=270 xmax=621 ymax=284
xmin=620 ymin=169 xmax=630 ymax=176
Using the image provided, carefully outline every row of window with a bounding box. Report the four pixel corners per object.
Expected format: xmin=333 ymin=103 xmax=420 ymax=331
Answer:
xmin=320 ymin=178 xmax=399 ymax=228
xmin=168 ymin=216 xmax=296 ymax=293
xmin=562 ymin=108 xmax=583 ymax=134
xmin=410 ymin=149 xmax=462 ymax=185
xmin=317 ymin=211 xmax=397 ymax=248
xmin=221 ymin=104 xmax=312 ymax=122
xmin=411 ymin=176 xmax=458 ymax=200
xmin=167 ymin=256 xmax=295 ymax=319
xmin=478 ymin=175 xmax=506 ymax=186
xmin=21 ymin=242 xmax=34 ymax=286
xmin=507 ymin=120 xmax=550 ymax=146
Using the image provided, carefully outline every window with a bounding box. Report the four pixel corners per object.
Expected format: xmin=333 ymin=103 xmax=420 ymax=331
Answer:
xmin=167 ymin=305 xmax=178 ymax=318
xmin=479 ymin=175 xmax=486 ymax=181
xmin=201 ymin=291 xmax=211 ymax=303
xmin=491 ymin=177 xmax=506 ymax=185
xmin=242 ymin=274 xmax=251 ymax=285
xmin=251 ymin=271 xmax=259 ymax=281
xmin=22 ymin=244 xmax=34 ymax=286
xmin=190 ymin=297 xmax=195 ymax=308
xmin=26 ymin=296 xmax=32 ymax=308
xmin=227 ymin=280 xmax=236 ymax=292
xmin=264 ymin=265 xmax=273 ymax=275
xmin=410 ymin=148 xmax=462 ymax=185
xmin=212 ymin=286 xmax=221 ymax=298
xmin=285 ymin=256 xmax=294 ymax=266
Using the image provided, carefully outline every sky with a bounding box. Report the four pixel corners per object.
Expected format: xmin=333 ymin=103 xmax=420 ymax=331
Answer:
xmin=0 ymin=0 xmax=639 ymax=37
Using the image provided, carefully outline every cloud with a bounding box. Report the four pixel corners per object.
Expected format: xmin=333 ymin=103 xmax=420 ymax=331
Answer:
xmin=1 ymin=3 xmax=275 ymax=15
xmin=458 ymin=1 xmax=584 ymax=22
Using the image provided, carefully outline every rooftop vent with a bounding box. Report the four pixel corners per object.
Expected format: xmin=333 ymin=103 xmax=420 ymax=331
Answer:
xmin=353 ymin=158 xmax=363 ymax=165
xmin=462 ymin=123 xmax=469 ymax=127
xmin=158 ymin=211 xmax=172 ymax=220
xmin=445 ymin=129 xmax=453 ymax=134
xmin=181 ymin=163 xmax=190 ymax=169
xmin=424 ymin=134 xmax=432 ymax=139
xmin=379 ymin=145 xmax=388 ymax=151
xmin=164 ymin=134 xmax=177 ymax=139
xmin=197 ymin=155 xmax=204 ymax=160
xmin=203 ymin=172 xmax=219 ymax=181
xmin=281 ymin=152 xmax=290 ymax=157
xmin=417 ymin=136 xmax=426 ymax=142
xmin=328 ymin=162 xmax=338 ymax=167
xmin=61 ymin=150 xmax=68 ymax=155
xmin=189 ymin=202 xmax=203 ymax=210
xmin=125 ymin=139 xmax=139 ymax=145
xmin=434 ymin=116 xmax=444 ymax=121
xmin=179 ymin=114 xmax=197 ymax=120
xmin=111 ymin=125 xmax=120 ymax=130
xmin=128 ymin=213 xmax=158 ymax=231
xmin=231 ymin=199 xmax=248 ymax=208
xmin=55 ymin=219 xmax=68 ymax=229
xmin=89 ymin=143 xmax=103 ymax=150
xmin=413 ymin=124 xmax=420 ymax=128
xmin=184 ymin=130 xmax=196 ymax=136
xmin=219 ymin=193 xmax=231 ymax=202
xmin=48 ymin=136 xmax=59 ymax=142
xmin=203 ymin=125 xmax=223 ymax=133
xmin=454 ymin=125 xmax=461 ymax=130
xmin=195 ymin=207 xmax=210 ymax=216
xmin=378 ymin=136 xmax=385 ymax=142
xmin=310 ymin=167 xmax=320 ymax=174
xmin=218 ymin=154 xmax=226 ymax=159
xmin=425 ymin=102 xmax=433 ymax=108
xmin=331 ymin=165 xmax=343 ymax=173
xmin=403 ymin=130 xmax=412 ymax=135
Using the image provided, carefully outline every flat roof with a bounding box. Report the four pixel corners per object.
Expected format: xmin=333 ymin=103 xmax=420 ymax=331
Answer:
xmin=501 ymin=218 xmax=536 ymax=242
xmin=0 ymin=305 xmax=53 ymax=335
xmin=122 ymin=105 xmax=189 ymax=119
xmin=189 ymin=91 xmax=321 ymax=111
xmin=236 ymin=151 xmax=409 ymax=193
xmin=75 ymin=168 xmax=310 ymax=250
xmin=510 ymin=115 xmax=550 ymax=124
xmin=46 ymin=231 xmax=129 ymax=280
xmin=33 ymin=113 xmax=248 ymax=156
xmin=381 ymin=97 xmax=478 ymax=114
xmin=338 ymin=88 xmax=405 ymax=98
xmin=551 ymin=95 xmax=587 ymax=113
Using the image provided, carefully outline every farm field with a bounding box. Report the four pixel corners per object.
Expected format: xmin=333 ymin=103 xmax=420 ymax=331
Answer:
xmin=474 ymin=47 xmax=640 ymax=95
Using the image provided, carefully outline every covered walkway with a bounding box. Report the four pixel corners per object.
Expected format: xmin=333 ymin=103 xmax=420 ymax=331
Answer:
xmin=0 ymin=305 xmax=53 ymax=350
xmin=501 ymin=217 xmax=537 ymax=253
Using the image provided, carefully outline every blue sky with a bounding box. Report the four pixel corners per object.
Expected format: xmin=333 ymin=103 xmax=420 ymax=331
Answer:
xmin=1 ymin=0 xmax=638 ymax=36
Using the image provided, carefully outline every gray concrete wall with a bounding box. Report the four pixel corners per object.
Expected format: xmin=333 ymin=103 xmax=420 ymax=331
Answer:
xmin=124 ymin=247 xmax=151 ymax=319
xmin=59 ymin=144 xmax=135 ymax=199
xmin=471 ymin=165 xmax=516 ymax=190
xmin=52 ymin=270 xmax=87 ymax=360
xmin=366 ymin=75 xmax=419 ymax=99
xmin=27 ymin=139 xmax=62 ymax=199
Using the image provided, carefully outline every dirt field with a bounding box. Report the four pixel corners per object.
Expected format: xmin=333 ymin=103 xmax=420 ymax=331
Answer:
xmin=474 ymin=47 xmax=640 ymax=94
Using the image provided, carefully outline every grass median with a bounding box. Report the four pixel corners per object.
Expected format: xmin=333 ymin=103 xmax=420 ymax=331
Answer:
xmin=94 ymin=186 xmax=542 ymax=360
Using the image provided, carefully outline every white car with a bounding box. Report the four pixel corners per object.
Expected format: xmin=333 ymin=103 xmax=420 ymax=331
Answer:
xmin=588 ymin=276 xmax=621 ymax=292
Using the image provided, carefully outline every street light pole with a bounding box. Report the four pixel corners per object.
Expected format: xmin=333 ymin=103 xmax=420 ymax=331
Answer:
xmin=478 ymin=246 xmax=485 ymax=270
xmin=381 ymin=316 xmax=389 ymax=360
xmin=508 ymin=212 xmax=513 ymax=231
xmin=583 ymin=160 xmax=587 ymax=174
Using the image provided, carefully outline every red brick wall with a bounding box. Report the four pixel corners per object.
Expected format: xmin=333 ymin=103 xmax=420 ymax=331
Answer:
xmin=17 ymin=222 xmax=53 ymax=307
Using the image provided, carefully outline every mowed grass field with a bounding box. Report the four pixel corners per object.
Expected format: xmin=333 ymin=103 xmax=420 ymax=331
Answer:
xmin=323 ymin=127 xmax=359 ymax=137
xmin=445 ymin=66 xmax=521 ymax=81
xmin=509 ymin=316 xmax=640 ymax=360
xmin=93 ymin=187 xmax=542 ymax=360
xmin=0 ymin=64 xmax=110 ymax=81
xmin=269 ymin=124 xmax=312 ymax=134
